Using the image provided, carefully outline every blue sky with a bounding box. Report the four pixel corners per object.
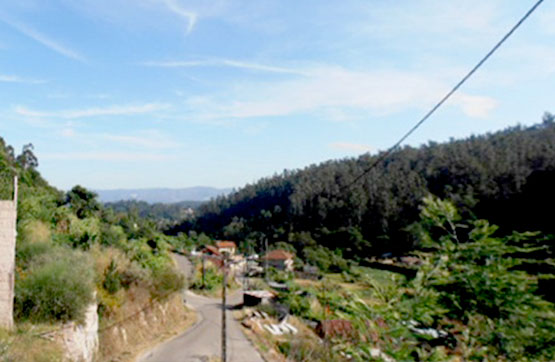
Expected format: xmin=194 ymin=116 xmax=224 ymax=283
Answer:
xmin=1 ymin=0 xmax=554 ymax=190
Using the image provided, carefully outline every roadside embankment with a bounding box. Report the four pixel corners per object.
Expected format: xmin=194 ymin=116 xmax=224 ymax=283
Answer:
xmin=98 ymin=291 xmax=195 ymax=362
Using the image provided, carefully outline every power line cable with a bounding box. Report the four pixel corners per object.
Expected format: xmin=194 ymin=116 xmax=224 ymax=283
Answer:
xmin=344 ymin=0 xmax=545 ymax=190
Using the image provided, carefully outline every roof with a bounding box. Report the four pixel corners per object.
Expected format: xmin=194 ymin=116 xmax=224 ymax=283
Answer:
xmin=244 ymin=290 xmax=276 ymax=298
xmin=264 ymin=249 xmax=294 ymax=260
xmin=202 ymin=245 xmax=221 ymax=256
xmin=216 ymin=241 xmax=237 ymax=249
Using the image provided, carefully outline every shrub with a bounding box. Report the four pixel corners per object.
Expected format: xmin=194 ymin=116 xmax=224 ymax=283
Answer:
xmin=302 ymin=246 xmax=349 ymax=273
xmin=190 ymin=264 xmax=223 ymax=291
xmin=100 ymin=224 xmax=127 ymax=248
xmin=18 ymin=220 xmax=51 ymax=244
xmin=15 ymin=242 xmax=52 ymax=270
xmin=103 ymin=259 xmax=122 ymax=294
xmin=68 ymin=215 xmax=100 ymax=249
xmin=14 ymin=248 xmax=95 ymax=323
xmin=150 ymin=265 xmax=185 ymax=300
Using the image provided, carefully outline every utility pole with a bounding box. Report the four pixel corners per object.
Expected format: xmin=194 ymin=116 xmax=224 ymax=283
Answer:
xmin=264 ymin=237 xmax=268 ymax=282
xmin=201 ymin=254 xmax=205 ymax=289
xmin=221 ymin=257 xmax=227 ymax=362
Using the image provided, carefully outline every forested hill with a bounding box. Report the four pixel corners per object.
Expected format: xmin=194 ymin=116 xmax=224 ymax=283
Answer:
xmin=105 ymin=199 xmax=201 ymax=225
xmin=173 ymin=114 xmax=555 ymax=258
xmin=96 ymin=187 xmax=231 ymax=203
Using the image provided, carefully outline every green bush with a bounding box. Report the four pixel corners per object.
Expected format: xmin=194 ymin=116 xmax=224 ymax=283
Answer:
xmin=190 ymin=264 xmax=223 ymax=291
xmin=15 ymin=248 xmax=95 ymax=323
xmin=103 ymin=259 xmax=122 ymax=294
xmin=150 ymin=265 xmax=185 ymax=299
xmin=266 ymin=267 xmax=293 ymax=283
xmin=15 ymin=242 xmax=52 ymax=270
xmin=302 ymin=246 xmax=349 ymax=273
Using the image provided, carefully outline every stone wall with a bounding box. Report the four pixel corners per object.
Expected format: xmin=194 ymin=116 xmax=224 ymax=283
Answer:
xmin=0 ymin=199 xmax=16 ymax=329
xmin=55 ymin=301 xmax=99 ymax=362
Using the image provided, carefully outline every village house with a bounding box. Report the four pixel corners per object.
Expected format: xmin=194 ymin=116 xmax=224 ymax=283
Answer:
xmin=263 ymin=249 xmax=295 ymax=271
xmin=216 ymin=240 xmax=237 ymax=255
xmin=202 ymin=245 xmax=221 ymax=257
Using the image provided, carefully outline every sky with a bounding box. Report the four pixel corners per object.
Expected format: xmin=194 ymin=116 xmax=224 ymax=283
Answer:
xmin=1 ymin=0 xmax=554 ymax=190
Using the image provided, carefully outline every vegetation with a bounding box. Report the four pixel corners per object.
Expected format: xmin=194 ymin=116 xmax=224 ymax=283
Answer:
xmin=266 ymin=197 xmax=554 ymax=361
xmin=190 ymin=263 xmax=224 ymax=292
xmin=15 ymin=246 xmax=94 ymax=323
xmin=105 ymin=199 xmax=201 ymax=228
xmin=0 ymin=137 xmax=185 ymax=328
xmin=173 ymin=115 xmax=555 ymax=262
xmin=4 ymin=115 xmax=555 ymax=360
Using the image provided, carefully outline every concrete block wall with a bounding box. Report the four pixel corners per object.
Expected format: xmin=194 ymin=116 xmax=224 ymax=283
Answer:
xmin=0 ymin=199 xmax=16 ymax=329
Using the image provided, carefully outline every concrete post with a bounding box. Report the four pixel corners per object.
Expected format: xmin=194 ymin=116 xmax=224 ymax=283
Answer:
xmin=0 ymin=176 xmax=17 ymax=329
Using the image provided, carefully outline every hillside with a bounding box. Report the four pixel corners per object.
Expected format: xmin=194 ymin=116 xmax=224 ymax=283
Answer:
xmin=105 ymin=199 xmax=202 ymax=226
xmin=0 ymin=138 xmax=187 ymax=361
xmin=174 ymin=114 xmax=555 ymax=259
xmin=96 ymin=187 xmax=232 ymax=203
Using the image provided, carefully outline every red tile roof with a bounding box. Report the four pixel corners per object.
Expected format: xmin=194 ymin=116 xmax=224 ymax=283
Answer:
xmin=216 ymin=241 xmax=237 ymax=249
xmin=202 ymin=245 xmax=221 ymax=256
xmin=264 ymin=249 xmax=294 ymax=260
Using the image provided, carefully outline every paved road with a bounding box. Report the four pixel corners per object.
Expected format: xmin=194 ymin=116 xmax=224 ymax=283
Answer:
xmin=138 ymin=254 xmax=264 ymax=362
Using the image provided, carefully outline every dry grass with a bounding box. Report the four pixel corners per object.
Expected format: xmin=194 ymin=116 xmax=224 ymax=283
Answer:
xmin=20 ymin=220 xmax=51 ymax=244
xmin=0 ymin=324 xmax=63 ymax=362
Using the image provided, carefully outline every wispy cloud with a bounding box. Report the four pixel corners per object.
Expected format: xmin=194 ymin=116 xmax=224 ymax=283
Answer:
xmin=182 ymin=65 xmax=498 ymax=121
xmin=15 ymin=103 xmax=170 ymax=119
xmin=57 ymin=125 xmax=181 ymax=150
xmin=330 ymin=142 xmax=374 ymax=154
xmin=102 ymin=130 xmax=181 ymax=149
xmin=0 ymin=74 xmax=46 ymax=84
xmin=163 ymin=0 xmax=197 ymax=34
xmin=142 ymin=58 xmax=305 ymax=75
xmin=41 ymin=152 xmax=174 ymax=162
xmin=0 ymin=15 xmax=85 ymax=62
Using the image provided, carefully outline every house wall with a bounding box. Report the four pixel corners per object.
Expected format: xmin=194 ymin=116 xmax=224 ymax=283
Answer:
xmin=268 ymin=259 xmax=293 ymax=271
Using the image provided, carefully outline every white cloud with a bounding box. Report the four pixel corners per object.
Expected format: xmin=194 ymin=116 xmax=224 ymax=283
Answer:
xmin=57 ymin=126 xmax=181 ymax=150
xmin=41 ymin=152 xmax=173 ymax=162
xmin=0 ymin=16 xmax=85 ymax=61
xmin=0 ymin=74 xmax=46 ymax=84
xmin=143 ymin=58 xmax=305 ymax=75
xmin=451 ymin=94 xmax=498 ymax=119
xmin=102 ymin=130 xmax=181 ymax=149
xmin=15 ymin=103 xmax=170 ymax=119
xmin=330 ymin=142 xmax=374 ymax=154
xmin=163 ymin=0 xmax=197 ymax=34
xmin=183 ymin=65 xmax=498 ymax=121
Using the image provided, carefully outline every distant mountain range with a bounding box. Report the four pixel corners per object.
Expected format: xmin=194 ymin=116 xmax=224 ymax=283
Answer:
xmin=95 ymin=187 xmax=232 ymax=203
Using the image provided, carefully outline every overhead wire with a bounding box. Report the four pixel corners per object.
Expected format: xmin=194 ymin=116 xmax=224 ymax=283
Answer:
xmin=343 ymin=0 xmax=546 ymax=190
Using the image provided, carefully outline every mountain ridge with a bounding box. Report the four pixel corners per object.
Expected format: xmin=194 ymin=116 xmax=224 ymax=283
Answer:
xmin=95 ymin=186 xmax=232 ymax=203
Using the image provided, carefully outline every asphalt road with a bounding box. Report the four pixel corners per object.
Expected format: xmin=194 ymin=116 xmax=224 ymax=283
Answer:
xmin=138 ymin=254 xmax=264 ymax=362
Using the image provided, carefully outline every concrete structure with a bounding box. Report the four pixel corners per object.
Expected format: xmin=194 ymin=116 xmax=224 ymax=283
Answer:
xmin=243 ymin=290 xmax=276 ymax=307
xmin=0 ymin=177 xmax=17 ymax=329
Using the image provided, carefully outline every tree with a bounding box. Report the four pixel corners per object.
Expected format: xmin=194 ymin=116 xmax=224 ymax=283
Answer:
xmin=16 ymin=143 xmax=38 ymax=169
xmin=66 ymin=185 xmax=100 ymax=219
